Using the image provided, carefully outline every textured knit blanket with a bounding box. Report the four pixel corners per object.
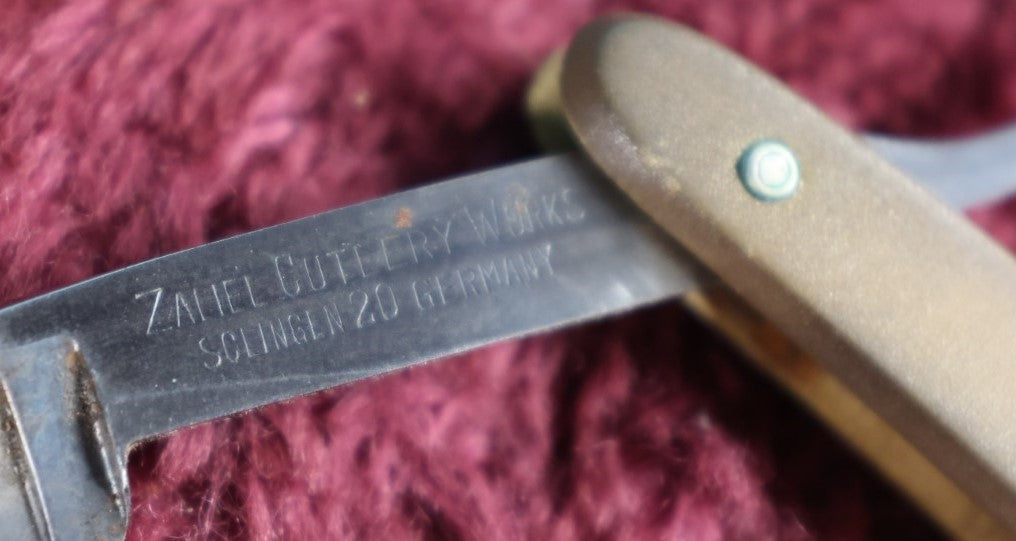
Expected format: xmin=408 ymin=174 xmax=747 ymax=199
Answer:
xmin=2 ymin=1 xmax=1015 ymax=539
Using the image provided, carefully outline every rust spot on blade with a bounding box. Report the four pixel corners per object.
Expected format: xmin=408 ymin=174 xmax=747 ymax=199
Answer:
xmin=395 ymin=207 xmax=413 ymax=229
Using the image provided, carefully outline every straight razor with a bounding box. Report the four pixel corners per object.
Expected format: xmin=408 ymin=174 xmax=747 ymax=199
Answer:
xmin=3 ymin=15 xmax=1016 ymax=540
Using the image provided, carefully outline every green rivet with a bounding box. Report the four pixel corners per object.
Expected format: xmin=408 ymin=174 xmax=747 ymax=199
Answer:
xmin=737 ymin=140 xmax=800 ymax=202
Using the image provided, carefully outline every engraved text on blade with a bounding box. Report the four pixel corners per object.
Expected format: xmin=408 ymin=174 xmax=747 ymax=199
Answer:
xmin=130 ymin=186 xmax=587 ymax=369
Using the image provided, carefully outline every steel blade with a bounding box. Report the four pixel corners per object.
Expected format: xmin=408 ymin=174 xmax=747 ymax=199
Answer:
xmin=0 ymin=155 xmax=711 ymax=539
xmin=865 ymin=123 xmax=1016 ymax=210
xmin=0 ymin=155 xmax=705 ymax=447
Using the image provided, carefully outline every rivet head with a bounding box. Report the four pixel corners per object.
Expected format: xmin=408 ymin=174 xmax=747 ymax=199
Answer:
xmin=737 ymin=140 xmax=800 ymax=201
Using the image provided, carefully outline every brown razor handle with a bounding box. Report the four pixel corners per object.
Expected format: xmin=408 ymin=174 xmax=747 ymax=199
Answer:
xmin=557 ymin=15 xmax=1016 ymax=537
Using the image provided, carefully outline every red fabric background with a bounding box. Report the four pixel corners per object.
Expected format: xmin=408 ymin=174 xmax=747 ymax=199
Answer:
xmin=2 ymin=1 xmax=1015 ymax=539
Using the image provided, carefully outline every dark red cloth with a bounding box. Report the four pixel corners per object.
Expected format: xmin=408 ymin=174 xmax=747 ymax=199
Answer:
xmin=1 ymin=1 xmax=1015 ymax=539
